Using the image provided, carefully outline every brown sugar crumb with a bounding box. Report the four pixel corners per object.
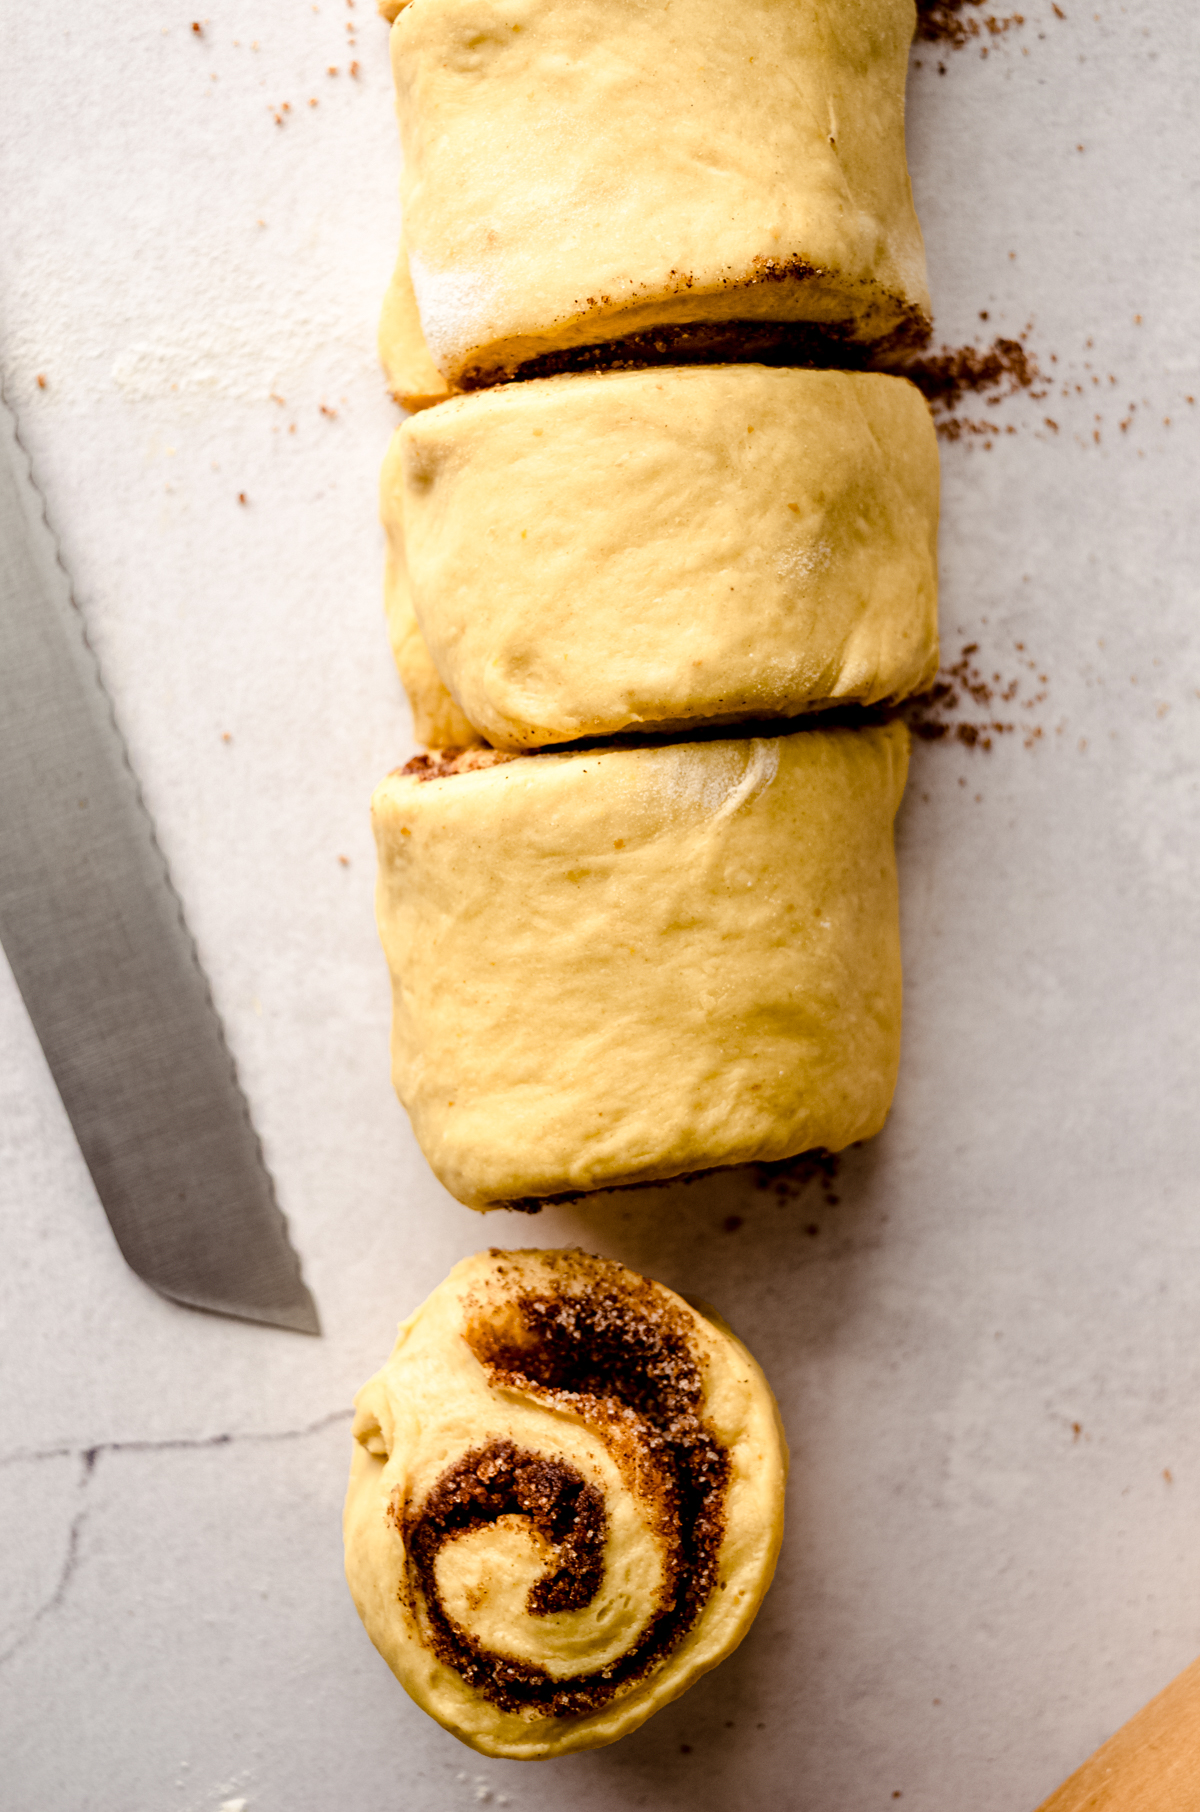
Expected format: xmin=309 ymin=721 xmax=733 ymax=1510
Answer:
xmin=753 ymin=1147 xmax=842 ymax=1204
xmin=903 ymin=638 xmax=1049 ymax=751
xmin=899 ymin=334 xmax=1039 ymax=439
xmin=400 ymin=746 xmax=518 ymax=783
xmin=916 ymin=1 xmax=1025 ymax=47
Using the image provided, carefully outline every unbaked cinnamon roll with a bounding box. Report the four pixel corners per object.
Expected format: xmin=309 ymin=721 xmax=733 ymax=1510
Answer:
xmin=372 ymin=721 xmax=908 ymax=1209
xmin=344 ymin=1248 xmax=788 ymax=1757
xmin=385 ymin=0 xmax=930 ymax=389
xmin=384 ymin=362 xmax=939 ymax=749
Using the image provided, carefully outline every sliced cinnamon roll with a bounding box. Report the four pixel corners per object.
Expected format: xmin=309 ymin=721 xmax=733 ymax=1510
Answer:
xmin=385 ymin=0 xmax=930 ymax=390
xmin=372 ymin=721 xmax=909 ymax=1209
xmin=384 ymin=363 xmax=939 ymax=749
xmin=344 ymin=1248 xmax=788 ymax=1757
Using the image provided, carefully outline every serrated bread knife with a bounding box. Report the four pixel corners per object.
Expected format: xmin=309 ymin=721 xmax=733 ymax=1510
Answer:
xmin=0 ymin=383 xmax=318 ymax=1335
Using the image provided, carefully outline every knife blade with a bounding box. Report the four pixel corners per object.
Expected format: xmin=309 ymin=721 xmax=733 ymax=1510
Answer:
xmin=0 ymin=381 xmax=319 ymax=1336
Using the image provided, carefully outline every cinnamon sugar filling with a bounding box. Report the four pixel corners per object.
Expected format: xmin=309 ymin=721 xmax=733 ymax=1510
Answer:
xmin=394 ymin=1263 xmax=730 ymax=1719
xmin=456 ymin=306 xmax=932 ymax=392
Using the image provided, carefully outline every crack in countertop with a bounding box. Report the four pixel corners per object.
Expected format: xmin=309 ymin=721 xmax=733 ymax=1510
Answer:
xmin=0 ymin=1407 xmax=352 ymax=1671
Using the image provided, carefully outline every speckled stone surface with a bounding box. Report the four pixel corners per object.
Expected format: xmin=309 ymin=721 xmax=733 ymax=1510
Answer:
xmin=1 ymin=5 xmax=1198 ymax=1809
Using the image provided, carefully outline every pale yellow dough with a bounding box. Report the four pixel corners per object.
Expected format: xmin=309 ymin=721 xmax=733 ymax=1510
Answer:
xmin=344 ymin=1248 xmax=788 ymax=1758
xmin=379 ymin=235 xmax=454 ymax=413
xmin=377 ymin=249 xmax=478 ymax=745
xmin=389 ymin=0 xmax=929 ymax=387
xmin=373 ymin=723 xmax=909 ymax=1208
xmin=385 ymin=363 xmax=939 ymax=749
xmin=384 ymin=535 xmax=486 ymax=750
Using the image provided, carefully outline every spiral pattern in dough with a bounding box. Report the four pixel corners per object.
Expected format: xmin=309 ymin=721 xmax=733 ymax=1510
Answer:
xmin=344 ymin=1249 xmax=787 ymax=1757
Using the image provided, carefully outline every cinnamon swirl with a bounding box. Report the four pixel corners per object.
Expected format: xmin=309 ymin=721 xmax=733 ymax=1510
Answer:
xmin=372 ymin=721 xmax=908 ymax=1209
xmin=344 ymin=1248 xmax=788 ymax=1756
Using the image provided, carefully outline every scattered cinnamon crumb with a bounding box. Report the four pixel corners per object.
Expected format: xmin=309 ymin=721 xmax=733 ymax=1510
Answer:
xmin=916 ymin=1 xmax=1025 ymax=47
xmin=36 ymin=373 xmax=46 ymax=389
xmin=221 ymin=732 xmax=232 ymax=744
xmin=338 ymin=854 xmax=350 ymax=867
xmin=899 ymin=334 xmax=1039 ymax=440
xmin=319 ymin=403 xmax=337 ymax=418
xmin=752 ymin=1149 xmax=842 ymax=1204
xmin=904 ymin=638 xmax=1049 ymax=751
xmin=401 ymin=747 xmax=518 ymax=783
xmin=191 ymin=20 xmax=203 ymax=34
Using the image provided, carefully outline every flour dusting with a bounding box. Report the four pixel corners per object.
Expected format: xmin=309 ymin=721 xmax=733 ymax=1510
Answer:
xmin=775 ymin=538 xmax=834 ymax=586
xmin=664 ymin=739 xmax=780 ymax=821
xmin=407 ymin=248 xmax=501 ymax=371
xmin=2 ymin=258 xmax=376 ymax=408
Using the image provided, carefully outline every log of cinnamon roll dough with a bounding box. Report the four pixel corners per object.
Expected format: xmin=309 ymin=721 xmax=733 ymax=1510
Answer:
xmin=372 ymin=722 xmax=909 ymax=1209
xmin=386 ymin=0 xmax=930 ymax=388
xmin=384 ymin=363 xmax=939 ymax=749
xmin=344 ymin=1247 xmax=788 ymax=1757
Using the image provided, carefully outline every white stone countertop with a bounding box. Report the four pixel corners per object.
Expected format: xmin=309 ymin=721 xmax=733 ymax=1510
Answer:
xmin=1 ymin=4 xmax=1198 ymax=1808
